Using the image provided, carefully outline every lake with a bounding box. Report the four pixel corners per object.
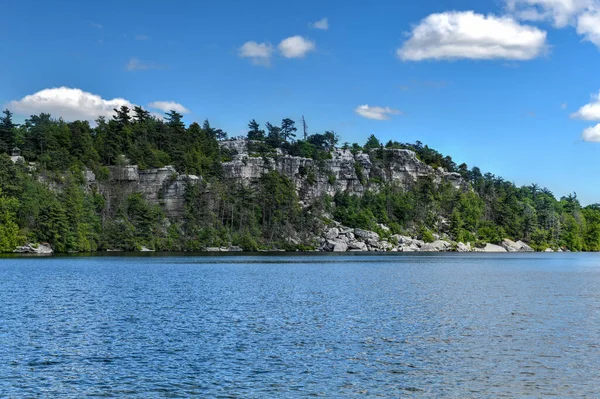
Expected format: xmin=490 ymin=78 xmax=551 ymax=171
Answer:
xmin=0 ymin=253 xmax=599 ymax=397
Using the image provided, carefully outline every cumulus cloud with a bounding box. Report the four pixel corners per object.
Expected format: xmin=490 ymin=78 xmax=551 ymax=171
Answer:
xmin=507 ymin=0 xmax=600 ymax=46
xmin=397 ymin=11 xmax=548 ymax=61
xmin=278 ymin=36 xmax=316 ymax=58
xmin=355 ymin=105 xmax=403 ymax=120
xmin=238 ymin=41 xmax=273 ymax=66
xmin=148 ymin=101 xmax=190 ymax=114
xmin=126 ymin=57 xmax=165 ymax=71
xmin=311 ymin=18 xmax=329 ymax=30
xmin=7 ymin=87 xmax=134 ymax=122
xmin=571 ymin=90 xmax=600 ymax=120
xmin=576 ymin=9 xmax=600 ymax=46
xmin=582 ymin=123 xmax=600 ymax=141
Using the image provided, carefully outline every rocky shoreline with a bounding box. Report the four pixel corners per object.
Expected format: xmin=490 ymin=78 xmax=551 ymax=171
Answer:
xmin=316 ymin=224 xmax=540 ymax=253
xmin=13 ymin=227 xmax=563 ymax=254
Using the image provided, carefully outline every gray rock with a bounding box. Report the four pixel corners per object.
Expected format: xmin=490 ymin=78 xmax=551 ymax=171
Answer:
xmin=456 ymin=242 xmax=471 ymax=252
xmin=399 ymin=243 xmax=420 ymax=252
xmin=139 ymin=246 xmax=154 ymax=252
xmin=420 ymin=240 xmax=451 ymax=252
xmin=354 ymin=229 xmax=380 ymax=241
xmin=348 ymin=241 xmax=368 ymax=251
xmin=544 ymin=248 xmax=554 ymax=252
xmin=367 ymin=238 xmax=380 ymax=247
xmin=14 ymin=243 xmax=53 ymax=254
xmin=205 ymin=247 xmax=221 ymax=252
xmin=326 ymin=239 xmax=348 ymax=252
xmin=501 ymin=239 xmax=521 ymax=252
xmin=515 ymin=241 xmax=534 ymax=252
xmin=476 ymin=243 xmax=508 ymax=253
xmin=378 ymin=241 xmax=393 ymax=251
xmin=325 ymin=228 xmax=340 ymax=240
xmin=228 ymin=246 xmax=244 ymax=252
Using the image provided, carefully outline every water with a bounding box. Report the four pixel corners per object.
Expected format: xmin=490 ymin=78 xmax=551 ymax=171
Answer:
xmin=0 ymin=253 xmax=599 ymax=398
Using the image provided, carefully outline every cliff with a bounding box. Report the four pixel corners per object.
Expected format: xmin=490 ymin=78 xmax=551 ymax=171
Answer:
xmin=220 ymin=139 xmax=466 ymax=203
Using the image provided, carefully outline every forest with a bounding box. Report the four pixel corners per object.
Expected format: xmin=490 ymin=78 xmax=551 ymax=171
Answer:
xmin=1 ymin=106 xmax=599 ymax=253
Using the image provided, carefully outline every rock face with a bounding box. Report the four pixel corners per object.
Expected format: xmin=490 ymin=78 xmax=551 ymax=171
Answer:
xmin=14 ymin=243 xmax=53 ymax=254
xmin=219 ymin=140 xmax=466 ymax=202
xmin=87 ymin=165 xmax=200 ymax=218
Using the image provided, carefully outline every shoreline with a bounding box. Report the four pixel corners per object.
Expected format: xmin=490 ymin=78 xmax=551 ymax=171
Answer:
xmin=0 ymin=251 xmax=581 ymax=258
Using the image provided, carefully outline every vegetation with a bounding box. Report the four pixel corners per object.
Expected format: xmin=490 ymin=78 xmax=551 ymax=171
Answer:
xmin=0 ymin=106 xmax=599 ymax=253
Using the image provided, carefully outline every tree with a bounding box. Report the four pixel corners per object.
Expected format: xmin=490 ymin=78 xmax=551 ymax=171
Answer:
xmin=364 ymin=134 xmax=380 ymax=150
xmin=265 ymin=122 xmax=282 ymax=148
xmin=247 ymin=119 xmax=265 ymax=141
xmin=280 ymin=118 xmax=297 ymax=143
xmin=133 ymin=106 xmax=151 ymax=123
xmin=0 ymin=109 xmax=16 ymax=154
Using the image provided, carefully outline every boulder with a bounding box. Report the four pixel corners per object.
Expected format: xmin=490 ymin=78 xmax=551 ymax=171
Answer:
xmin=367 ymin=238 xmax=380 ymax=247
xmin=544 ymin=248 xmax=554 ymax=252
xmin=348 ymin=241 xmax=368 ymax=251
xmin=140 ymin=246 xmax=155 ymax=252
xmin=378 ymin=241 xmax=393 ymax=251
xmin=205 ymin=247 xmax=221 ymax=252
xmin=502 ymin=239 xmax=535 ymax=252
xmin=325 ymin=228 xmax=340 ymax=240
xmin=399 ymin=243 xmax=420 ymax=252
xmin=14 ymin=243 xmax=53 ymax=254
xmin=477 ymin=243 xmax=508 ymax=253
xmin=326 ymin=239 xmax=349 ymax=252
xmin=354 ymin=228 xmax=380 ymax=241
xmin=501 ymin=239 xmax=521 ymax=252
xmin=515 ymin=240 xmax=535 ymax=252
xmin=456 ymin=242 xmax=471 ymax=252
xmin=420 ymin=240 xmax=451 ymax=252
xmin=228 ymin=246 xmax=244 ymax=252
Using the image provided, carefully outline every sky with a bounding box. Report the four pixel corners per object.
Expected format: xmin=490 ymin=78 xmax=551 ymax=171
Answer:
xmin=2 ymin=0 xmax=600 ymax=204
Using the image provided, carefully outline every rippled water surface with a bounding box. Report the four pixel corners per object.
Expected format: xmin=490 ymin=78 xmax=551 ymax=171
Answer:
xmin=1 ymin=253 xmax=600 ymax=398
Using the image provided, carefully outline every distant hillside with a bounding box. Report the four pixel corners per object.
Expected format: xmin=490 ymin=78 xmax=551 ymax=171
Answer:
xmin=0 ymin=107 xmax=598 ymax=253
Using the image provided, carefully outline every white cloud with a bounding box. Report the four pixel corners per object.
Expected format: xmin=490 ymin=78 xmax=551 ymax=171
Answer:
xmin=148 ymin=101 xmax=190 ymax=114
xmin=507 ymin=0 xmax=600 ymax=47
xmin=126 ymin=57 xmax=165 ymax=71
xmin=311 ymin=18 xmax=329 ymax=30
xmin=355 ymin=105 xmax=403 ymax=120
xmin=397 ymin=11 xmax=548 ymax=61
xmin=7 ymin=87 xmax=134 ymax=122
xmin=582 ymin=123 xmax=600 ymax=141
xmin=571 ymin=90 xmax=600 ymax=120
xmin=238 ymin=41 xmax=273 ymax=66
xmin=576 ymin=10 xmax=600 ymax=46
xmin=135 ymin=34 xmax=150 ymax=41
xmin=506 ymin=0 xmax=592 ymax=27
xmin=278 ymin=36 xmax=316 ymax=58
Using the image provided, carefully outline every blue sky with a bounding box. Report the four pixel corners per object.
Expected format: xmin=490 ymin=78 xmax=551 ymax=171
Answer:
xmin=2 ymin=0 xmax=600 ymax=203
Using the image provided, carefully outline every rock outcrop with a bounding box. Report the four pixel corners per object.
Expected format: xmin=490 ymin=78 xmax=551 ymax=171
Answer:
xmin=14 ymin=243 xmax=53 ymax=254
xmin=83 ymin=165 xmax=200 ymax=218
xmin=219 ymin=140 xmax=467 ymax=202
xmin=502 ymin=239 xmax=535 ymax=252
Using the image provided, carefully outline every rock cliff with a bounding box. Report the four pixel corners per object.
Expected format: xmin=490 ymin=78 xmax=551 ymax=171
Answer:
xmin=84 ymin=165 xmax=199 ymax=218
xmin=220 ymin=139 xmax=466 ymax=202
